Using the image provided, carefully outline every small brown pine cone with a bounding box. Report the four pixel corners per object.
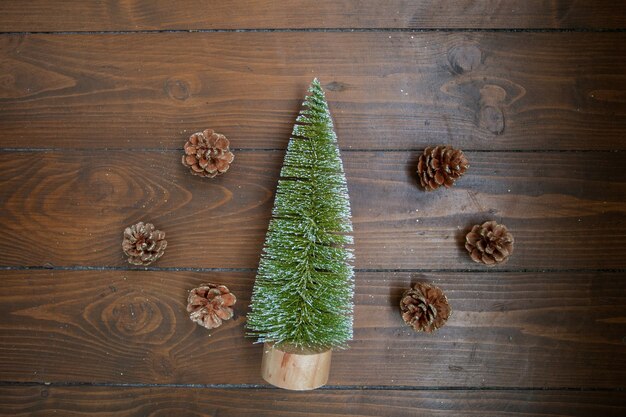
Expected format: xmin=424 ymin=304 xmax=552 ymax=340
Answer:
xmin=465 ymin=220 xmax=514 ymax=266
xmin=400 ymin=283 xmax=451 ymax=333
xmin=187 ymin=283 xmax=236 ymax=330
xmin=182 ymin=129 xmax=234 ymax=178
xmin=122 ymin=222 xmax=167 ymax=266
xmin=417 ymin=145 xmax=469 ymax=191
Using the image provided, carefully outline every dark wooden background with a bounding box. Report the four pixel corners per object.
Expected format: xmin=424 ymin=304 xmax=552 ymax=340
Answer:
xmin=1 ymin=1 xmax=625 ymax=416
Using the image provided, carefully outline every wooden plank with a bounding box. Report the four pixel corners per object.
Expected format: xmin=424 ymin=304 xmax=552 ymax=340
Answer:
xmin=1 ymin=151 xmax=624 ymax=270
xmin=1 ymin=1 xmax=625 ymax=31
xmin=1 ymin=33 xmax=625 ymax=151
xmin=0 ymin=270 xmax=624 ymax=387
xmin=1 ymin=386 xmax=625 ymax=417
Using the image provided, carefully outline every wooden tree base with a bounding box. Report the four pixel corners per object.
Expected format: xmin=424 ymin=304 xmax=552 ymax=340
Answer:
xmin=261 ymin=343 xmax=332 ymax=390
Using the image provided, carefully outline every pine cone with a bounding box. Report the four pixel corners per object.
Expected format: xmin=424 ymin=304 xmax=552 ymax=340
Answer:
xmin=187 ymin=283 xmax=236 ymax=330
xmin=400 ymin=283 xmax=451 ymax=333
xmin=182 ymin=129 xmax=234 ymax=178
xmin=465 ymin=221 xmax=514 ymax=266
xmin=122 ymin=222 xmax=167 ymax=266
xmin=417 ymin=145 xmax=469 ymax=191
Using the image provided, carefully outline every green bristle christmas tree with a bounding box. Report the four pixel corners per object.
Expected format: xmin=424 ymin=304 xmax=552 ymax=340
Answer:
xmin=247 ymin=79 xmax=354 ymax=354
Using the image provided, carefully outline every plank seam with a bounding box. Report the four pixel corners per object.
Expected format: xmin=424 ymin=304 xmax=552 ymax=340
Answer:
xmin=1 ymin=28 xmax=626 ymax=35
xmin=0 ymin=381 xmax=622 ymax=391
xmin=2 ymin=265 xmax=625 ymax=274
xmin=0 ymin=148 xmax=623 ymax=153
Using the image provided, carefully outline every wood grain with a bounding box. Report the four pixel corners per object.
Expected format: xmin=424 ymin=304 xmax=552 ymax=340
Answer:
xmin=1 ymin=1 xmax=625 ymax=31
xmin=1 ymin=386 xmax=625 ymax=417
xmin=1 ymin=151 xmax=624 ymax=270
xmin=1 ymin=33 xmax=625 ymax=150
xmin=0 ymin=270 xmax=624 ymax=387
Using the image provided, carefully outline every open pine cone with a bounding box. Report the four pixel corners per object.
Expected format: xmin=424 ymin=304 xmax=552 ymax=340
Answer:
xmin=182 ymin=129 xmax=234 ymax=178
xmin=187 ymin=283 xmax=236 ymax=330
xmin=122 ymin=222 xmax=167 ymax=266
xmin=400 ymin=283 xmax=451 ymax=333
xmin=417 ymin=145 xmax=469 ymax=191
xmin=465 ymin=220 xmax=514 ymax=266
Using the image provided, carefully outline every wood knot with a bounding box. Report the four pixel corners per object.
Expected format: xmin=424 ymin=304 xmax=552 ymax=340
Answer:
xmin=478 ymin=85 xmax=506 ymax=135
xmin=448 ymin=44 xmax=483 ymax=74
xmin=325 ymin=81 xmax=350 ymax=92
xmin=103 ymin=294 xmax=164 ymax=339
xmin=151 ymin=352 xmax=175 ymax=377
xmin=479 ymin=106 xmax=505 ymax=135
xmin=164 ymin=78 xmax=191 ymax=101
xmin=440 ymin=75 xmax=524 ymax=136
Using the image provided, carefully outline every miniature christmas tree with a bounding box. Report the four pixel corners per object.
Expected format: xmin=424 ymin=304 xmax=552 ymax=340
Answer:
xmin=248 ymin=79 xmax=354 ymax=363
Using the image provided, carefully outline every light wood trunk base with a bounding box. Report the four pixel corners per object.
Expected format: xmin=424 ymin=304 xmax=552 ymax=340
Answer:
xmin=261 ymin=343 xmax=332 ymax=390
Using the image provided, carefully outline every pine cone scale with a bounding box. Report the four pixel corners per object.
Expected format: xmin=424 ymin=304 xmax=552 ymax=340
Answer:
xmin=468 ymin=248 xmax=481 ymax=263
xmin=215 ymin=158 xmax=230 ymax=171
xmin=184 ymin=142 xmax=196 ymax=155
xmin=214 ymin=136 xmax=229 ymax=149
xmin=466 ymin=231 xmax=480 ymax=244
xmin=183 ymin=155 xmax=195 ymax=166
xmin=216 ymin=308 xmax=234 ymax=320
